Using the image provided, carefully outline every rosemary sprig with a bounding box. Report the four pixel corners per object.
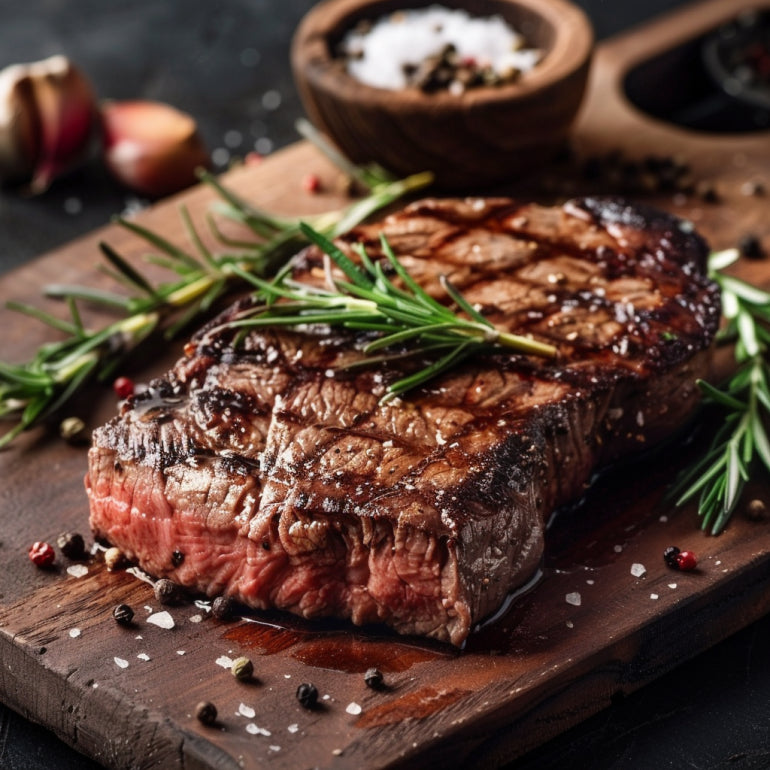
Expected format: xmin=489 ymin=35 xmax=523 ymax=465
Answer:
xmin=0 ymin=131 xmax=433 ymax=447
xmin=670 ymin=248 xmax=770 ymax=534
xmin=220 ymin=223 xmax=557 ymax=402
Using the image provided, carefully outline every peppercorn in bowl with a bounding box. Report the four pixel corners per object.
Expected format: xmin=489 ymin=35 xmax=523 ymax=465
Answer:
xmin=291 ymin=0 xmax=593 ymax=188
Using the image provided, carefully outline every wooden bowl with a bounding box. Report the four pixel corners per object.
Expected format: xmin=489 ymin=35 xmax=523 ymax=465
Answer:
xmin=291 ymin=0 xmax=594 ymax=189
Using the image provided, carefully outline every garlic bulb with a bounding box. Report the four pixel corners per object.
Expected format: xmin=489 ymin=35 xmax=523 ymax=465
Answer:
xmin=101 ymin=100 xmax=210 ymax=197
xmin=0 ymin=55 xmax=96 ymax=192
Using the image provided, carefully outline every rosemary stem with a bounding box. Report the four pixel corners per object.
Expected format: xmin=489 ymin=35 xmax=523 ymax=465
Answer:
xmin=496 ymin=330 xmax=558 ymax=358
xmin=165 ymin=275 xmax=217 ymax=307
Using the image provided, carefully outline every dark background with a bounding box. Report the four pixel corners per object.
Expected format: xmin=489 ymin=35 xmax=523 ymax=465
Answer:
xmin=4 ymin=1 xmax=770 ymax=769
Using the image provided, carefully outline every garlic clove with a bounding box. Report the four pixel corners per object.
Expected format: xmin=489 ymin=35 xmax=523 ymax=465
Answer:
xmin=0 ymin=55 xmax=96 ymax=192
xmin=101 ymin=100 xmax=210 ymax=197
xmin=26 ymin=55 xmax=97 ymax=194
xmin=0 ymin=65 xmax=40 ymax=183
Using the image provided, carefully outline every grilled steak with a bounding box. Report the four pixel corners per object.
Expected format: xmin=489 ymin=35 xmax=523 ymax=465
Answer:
xmin=86 ymin=197 xmax=720 ymax=646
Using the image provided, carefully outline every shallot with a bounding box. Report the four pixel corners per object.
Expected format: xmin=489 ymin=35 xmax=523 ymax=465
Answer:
xmin=100 ymin=100 xmax=210 ymax=197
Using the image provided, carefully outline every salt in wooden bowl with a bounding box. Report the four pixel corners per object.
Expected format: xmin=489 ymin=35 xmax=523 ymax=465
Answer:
xmin=291 ymin=0 xmax=594 ymax=189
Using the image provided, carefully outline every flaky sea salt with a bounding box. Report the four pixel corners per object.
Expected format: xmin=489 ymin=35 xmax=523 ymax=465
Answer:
xmin=565 ymin=592 xmax=581 ymax=607
xmin=146 ymin=611 xmax=174 ymax=629
xmin=342 ymin=6 xmax=541 ymax=90
xmin=216 ymin=655 xmax=234 ymax=669
xmin=66 ymin=564 xmax=88 ymax=578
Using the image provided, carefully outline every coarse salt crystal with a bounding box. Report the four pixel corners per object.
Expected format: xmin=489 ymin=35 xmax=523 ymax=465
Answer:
xmin=288 ymin=723 xmax=299 ymax=734
xmin=566 ymin=620 xmax=574 ymax=629
xmin=630 ymin=563 xmax=647 ymax=578
xmin=650 ymin=593 xmax=659 ymax=600
xmin=613 ymin=544 xmax=623 ymax=553
xmin=668 ymin=583 xmax=677 ymax=589
xmin=565 ymin=592 xmax=581 ymax=607
xmin=342 ymin=7 xmax=540 ymax=90
xmin=177 ymin=650 xmax=186 ymax=655
xmin=216 ymin=655 xmax=234 ymax=669
xmin=245 ymin=723 xmax=271 ymax=736
xmin=188 ymin=614 xmax=203 ymax=624
xmin=66 ymin=564 xmax=88 ymax=578
xmin=137 ymin=653 xmax=150 ymax=661
xmin=586 ymin=579 xmax=595 ymax=585
xmin=346 ymin=702 xmax=363 ymax=716
xmin=114 ymin=657 xmax=129 ymax=669
xmin=239 ymin=703 xmax=256 ymax=719
xmin=146 ymin=611 xmax=174 ymax=629
xmin=68 ymin=628 xmax=81 ymax=638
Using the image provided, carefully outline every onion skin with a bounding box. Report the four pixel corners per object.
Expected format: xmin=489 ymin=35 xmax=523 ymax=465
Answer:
xmin=100 ymin=100 xmax=211 ymax=197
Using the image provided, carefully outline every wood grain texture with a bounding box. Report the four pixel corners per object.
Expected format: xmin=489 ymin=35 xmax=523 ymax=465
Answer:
xmin=2 ymin=0 xmax=770 ymax=767
xmin=290 ymin=0 xmax=593 ymax=188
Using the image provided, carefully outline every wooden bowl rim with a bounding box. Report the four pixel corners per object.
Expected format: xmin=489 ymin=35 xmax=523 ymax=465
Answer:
xmin=292 ymin=0 xmax=594 ymax=108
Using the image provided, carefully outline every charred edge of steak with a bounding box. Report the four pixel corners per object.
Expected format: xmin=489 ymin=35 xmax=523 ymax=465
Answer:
xmin=87 ymin=197 xmax=721 ymax=646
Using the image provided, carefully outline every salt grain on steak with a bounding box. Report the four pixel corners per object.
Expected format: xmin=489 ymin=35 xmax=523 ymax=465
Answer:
xmin=86 ymin=197 xmax=720 ymax=646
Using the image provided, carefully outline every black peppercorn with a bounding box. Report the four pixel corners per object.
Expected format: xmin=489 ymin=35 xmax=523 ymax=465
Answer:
xmin=113 ymin=604 xmax=134 ymax=626
xmin=211 ymin=595 xmax=235 ymax=621
xmin=57 ymin=531 xmax=86 ymax=560
xmin=695 ymin=181 xmax=720 ymax=203
xmin=364 ymin=667 xmax=384 ymax=690
xmin=171 ymin=550 xmax=185 ymax=567
xmin=739 ymin=234 xmax=765 ymax=260
xmin=296 ymin=682 xmax=319 ymax=709
xmin=663 ymin=546 xmax=680 ymax=568
xmin=195 ymin=701 xmax=217 ymax=726
xmin=154 ymin=578 xmax=183 ymax=605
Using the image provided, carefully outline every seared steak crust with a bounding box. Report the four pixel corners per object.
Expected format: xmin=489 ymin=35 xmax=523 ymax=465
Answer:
xmin=86 ymin=197 xmax=720 ymax=645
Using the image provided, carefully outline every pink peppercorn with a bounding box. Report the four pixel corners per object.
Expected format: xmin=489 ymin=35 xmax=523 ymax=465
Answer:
xmin=29 ymin=541 xmax=55 ymax=568
xmin=113 ymin=376 xmax=135 ymax=399
xmin=675 ymin=550 xmax=698 ymax=571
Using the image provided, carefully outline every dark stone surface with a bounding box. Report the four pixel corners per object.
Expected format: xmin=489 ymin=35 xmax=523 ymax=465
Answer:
xmin=5 ymin=2 xmax=769 ymax=769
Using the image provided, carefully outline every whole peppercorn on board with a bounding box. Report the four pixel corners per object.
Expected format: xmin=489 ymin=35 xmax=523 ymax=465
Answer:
xmin=2 ymin=1 xmax=770 ymax=767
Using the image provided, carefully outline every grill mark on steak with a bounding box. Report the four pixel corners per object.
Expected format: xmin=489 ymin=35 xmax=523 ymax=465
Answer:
xmin=86 ymin=197 xmax=720 ymax=646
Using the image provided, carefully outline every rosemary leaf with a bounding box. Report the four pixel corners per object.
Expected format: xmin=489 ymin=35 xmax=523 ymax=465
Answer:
xmin=0 ymin=152 xmax=432 ymax=445
xmin=670 ymin=255 xmax=770 ymax=534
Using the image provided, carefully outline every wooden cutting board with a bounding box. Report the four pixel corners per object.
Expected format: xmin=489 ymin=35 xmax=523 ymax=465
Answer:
xmin=2 ymin=0 xmax=770 ymax=767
